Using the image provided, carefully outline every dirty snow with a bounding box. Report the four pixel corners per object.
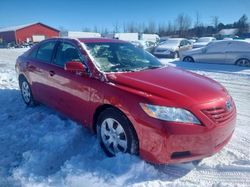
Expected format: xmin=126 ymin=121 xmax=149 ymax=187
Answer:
xmin=0 ymin=49 xmax=250 ymax=187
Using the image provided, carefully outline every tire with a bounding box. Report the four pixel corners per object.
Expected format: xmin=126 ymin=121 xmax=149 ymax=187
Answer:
xmin=183 ymin=56 xmax=194 ymax=62
xmin=174 ymin=51 xmax=179 ymax=58
xmin=96 ymin=108 xmax=139 ymax=157
xmin=236 ymin=58 xmax=250 ymax=67
xmin=19 ymin=77 xmax=37 ymax=106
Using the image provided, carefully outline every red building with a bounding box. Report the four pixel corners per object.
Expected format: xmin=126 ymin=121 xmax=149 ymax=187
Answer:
xmin=0 ymin=22 xmax=59 ymax=44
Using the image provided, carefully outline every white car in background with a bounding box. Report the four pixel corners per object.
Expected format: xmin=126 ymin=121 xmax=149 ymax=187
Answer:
xmin=193 ymin=37 xmax=216 ymax=48
xmin=153 ymin=38 xmax=192 ymax=58
xmin=130 ymin=40 xmax=156 ymax=52
xmin=181 ymin=40 xmax=250 ymax=66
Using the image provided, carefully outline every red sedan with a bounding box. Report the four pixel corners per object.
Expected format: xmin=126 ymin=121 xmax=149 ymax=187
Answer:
xmin=15 ymin=38 xmax=236 ymax=164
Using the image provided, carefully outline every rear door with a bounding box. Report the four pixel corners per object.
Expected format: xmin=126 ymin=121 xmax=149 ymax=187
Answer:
xmin=47 ymin=40 xmax=91 ymax=124
xmin=27 ymin=40 xmax=58 ymax=105
xmin=225 ymin=41 xmax=250 ymax=64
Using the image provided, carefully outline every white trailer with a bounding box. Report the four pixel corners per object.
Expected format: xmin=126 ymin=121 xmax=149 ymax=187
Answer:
xmin=61 ymin=31 xmax=101 ymax=38
xmin=141 ymin=34 xmax=160 ymax=42
xmin=104 ymin=33 xmax=139 ymax=42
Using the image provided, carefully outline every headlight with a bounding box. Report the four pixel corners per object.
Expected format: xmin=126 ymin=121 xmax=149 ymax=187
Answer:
xmin=140 ymin=103 xmax=201 ymax=124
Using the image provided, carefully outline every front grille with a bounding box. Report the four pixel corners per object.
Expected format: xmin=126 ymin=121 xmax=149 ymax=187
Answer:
xmin=171 ymin=151 xmax=191 ymax=159
xmin=202 ymin=106 xmax=235 ymax=123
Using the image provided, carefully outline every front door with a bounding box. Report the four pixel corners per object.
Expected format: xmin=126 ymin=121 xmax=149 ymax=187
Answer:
xmin=48 ymin=40 xmax=91 ymax=124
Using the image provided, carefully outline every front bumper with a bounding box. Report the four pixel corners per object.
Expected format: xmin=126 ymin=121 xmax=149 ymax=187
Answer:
xmin=131 ymin=99 xmax=237 ymax=164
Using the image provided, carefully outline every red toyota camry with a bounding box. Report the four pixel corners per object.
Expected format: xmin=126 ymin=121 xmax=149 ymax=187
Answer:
xmin=15 ymin=38 xmax=236 ymax=164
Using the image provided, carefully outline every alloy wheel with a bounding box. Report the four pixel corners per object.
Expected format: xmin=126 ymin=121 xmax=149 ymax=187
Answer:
xmin=21 ymin=81 xmax=31 ymax=103
xmin=237 ymin=59 xmax=250 ymax=67
xmin=100 ymin=118 xmax=128 ymax=155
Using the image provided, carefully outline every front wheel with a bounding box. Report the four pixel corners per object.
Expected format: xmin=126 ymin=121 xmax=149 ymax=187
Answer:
xmin=236 ymin=58 xmax=250 ymax=67
xmin=96 ymin=108 xmax=139 ymax=156
xmin=183 ymin=56 xmax=194 ymax=62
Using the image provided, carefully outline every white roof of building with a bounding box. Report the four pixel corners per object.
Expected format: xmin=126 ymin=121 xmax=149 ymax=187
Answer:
xmin=0 ymin=23 xmax=37 ymax=32
xmin=0 ymin=22 xmax=59 ymax=32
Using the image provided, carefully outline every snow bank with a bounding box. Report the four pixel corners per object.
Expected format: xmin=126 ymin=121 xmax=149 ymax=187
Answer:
xmin=0 ymin=49 xmax=250 ymax=187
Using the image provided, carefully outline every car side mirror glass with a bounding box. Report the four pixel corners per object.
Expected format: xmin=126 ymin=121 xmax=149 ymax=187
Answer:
xmin=64 ymin=61 xmax=87 ymax=74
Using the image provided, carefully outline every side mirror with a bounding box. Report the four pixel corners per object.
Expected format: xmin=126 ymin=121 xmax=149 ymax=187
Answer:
xmin=64 ymin=61 xmax=87 ymax=73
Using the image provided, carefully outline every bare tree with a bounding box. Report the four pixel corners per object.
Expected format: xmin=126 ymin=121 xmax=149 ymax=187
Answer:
xmin=82 ymin=27 xmax=91 ymax=32
xmin=147 ymin=21 xmax=157 ymax=33
xmin=113 ymin=22 xmax=120 ymax=33
xmin=93 ymin=25 xmax=99 ymax=33
xmin=175 ymin=13 xmax=192 ymax=37
xmin=194 ymin=11 xmax=201 ymax=27
xmin=237 ymin=14 xmax=249 ymax=34
xmin=212 ymin=16 xmax=219 ymax=31
xmin=126 ymin=22 xmax=139 ymax=33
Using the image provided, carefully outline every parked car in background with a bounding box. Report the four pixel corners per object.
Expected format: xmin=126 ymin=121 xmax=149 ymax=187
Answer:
xmin=153 ymin=38 xmax=192 ymax=58
xmin=159 ymin=36 xmax=169 ymax=44
xmin=131 ymin=40 xmax=157 ymax=53
xmin=16 ymin=37 xmax=236 ymax=164
xmin=181 ymin=40 xmax=250 ymax=66
xmin=193 ymin=37 xmax=216 ymax=48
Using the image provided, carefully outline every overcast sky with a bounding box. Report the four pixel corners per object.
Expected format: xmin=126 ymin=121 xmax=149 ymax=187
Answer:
xmin=0 ymin=0 xmax=249 ymax=31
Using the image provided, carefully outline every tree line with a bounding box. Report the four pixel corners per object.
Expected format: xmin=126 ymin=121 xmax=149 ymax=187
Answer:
xmin=60 ymin=14 xmax=249 ymax=38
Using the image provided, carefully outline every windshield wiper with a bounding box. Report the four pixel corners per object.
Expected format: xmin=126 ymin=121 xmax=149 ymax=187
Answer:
xmin=138 ymin=65 xmax=163 ymax=71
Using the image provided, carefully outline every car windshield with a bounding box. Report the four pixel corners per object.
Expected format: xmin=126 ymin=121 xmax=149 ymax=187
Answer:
xmin=84 ymin=42 xmax=163 ymax=72
xmin=197 ymin=37 xmax=212 ymax=42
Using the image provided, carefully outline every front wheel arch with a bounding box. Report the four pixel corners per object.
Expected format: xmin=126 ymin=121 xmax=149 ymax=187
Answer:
xmin=235 ymin=58 xmax=250 ymax=66
xmin=183 ymin=56 xmax=194 ymax=62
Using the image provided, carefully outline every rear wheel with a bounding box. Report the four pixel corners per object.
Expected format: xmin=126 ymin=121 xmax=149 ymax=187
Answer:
xmin=236 ymin=58 xmax=250 ymax=67
xmin=96 ymin=108 xmax=139 ymax=156
xmin=19 ymin=77 xmax=37 ymax=106
xmin=183 ymin=56 xmax=194 ymax=62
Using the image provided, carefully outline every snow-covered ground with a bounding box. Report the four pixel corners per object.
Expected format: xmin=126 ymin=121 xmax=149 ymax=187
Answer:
xmin=0 ymin=49 xmax=250 ymax=187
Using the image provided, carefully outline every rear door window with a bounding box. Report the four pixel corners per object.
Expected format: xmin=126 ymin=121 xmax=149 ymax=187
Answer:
xmin=36 ymin=41 xmax=57 ymax=63
xmin=228 ymin=41 xmax=250 ymax=52
xmin=206 ymin=42 xmax=229 ymax=53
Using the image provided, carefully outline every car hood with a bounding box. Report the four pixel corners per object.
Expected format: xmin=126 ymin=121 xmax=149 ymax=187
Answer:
xmin=156 ymin=44 xmax=177 ymax=51
xmin=106 ymin=66 xmax=227 ymax=107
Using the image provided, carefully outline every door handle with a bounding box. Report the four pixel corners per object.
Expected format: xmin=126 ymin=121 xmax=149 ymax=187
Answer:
xmin=49 ymin=70 xmax=55 ymax=76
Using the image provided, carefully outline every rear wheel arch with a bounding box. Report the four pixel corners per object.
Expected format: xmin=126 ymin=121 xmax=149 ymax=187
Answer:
xmin=18 ymin=74 xmax=37 ymax=106
xmin=18 ymin=74 xmax=29 ymax=87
